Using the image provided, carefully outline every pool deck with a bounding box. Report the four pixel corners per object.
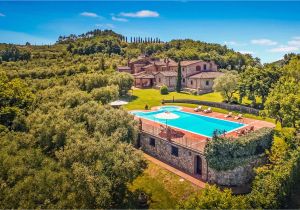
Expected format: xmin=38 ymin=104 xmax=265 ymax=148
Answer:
xmin=134 ymin=105 xmax=275 ymax=153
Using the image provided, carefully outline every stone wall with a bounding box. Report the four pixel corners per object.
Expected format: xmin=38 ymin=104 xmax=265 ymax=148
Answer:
xmin=207 ymin=156 xmax=266 ymax=186
xmin=186 ymin=78 xmax=215 ymax=91
xmin=139 ymin=132 xmax=265 ymax=186
xmin=139 ymin=132 xmax=208 ymax=180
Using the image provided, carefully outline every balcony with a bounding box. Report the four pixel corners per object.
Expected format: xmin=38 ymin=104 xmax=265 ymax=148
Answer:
xmin=139 ymin=119 xmax=208 ymax=153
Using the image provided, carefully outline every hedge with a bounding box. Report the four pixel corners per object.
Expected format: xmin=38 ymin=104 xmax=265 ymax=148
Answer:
xmin=205 ymin=127 xmax=274 ymax=171
xmin=162 ymin=99 xmax=260 ymax=115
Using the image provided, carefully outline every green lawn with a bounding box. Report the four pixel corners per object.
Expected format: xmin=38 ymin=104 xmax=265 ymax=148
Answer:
xmin=125 ymin=89 xmax=223 ymax=110
xmin=127 ymin=161 xmax=200 ymax=209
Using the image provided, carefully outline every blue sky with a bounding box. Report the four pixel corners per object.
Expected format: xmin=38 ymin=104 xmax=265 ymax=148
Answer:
xmin=0 ymin=1 xmax=300 ymax=63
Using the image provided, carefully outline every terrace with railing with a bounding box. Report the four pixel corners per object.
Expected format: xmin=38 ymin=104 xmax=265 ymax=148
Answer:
xmin=140 ymin=119 xmax=208 ymax=153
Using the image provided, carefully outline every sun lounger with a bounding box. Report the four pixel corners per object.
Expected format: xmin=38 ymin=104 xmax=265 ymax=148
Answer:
xmin=203 ymin=107 xmax=212 ymax=113
xmin=236 ymin=129 xmax=246 ymax=136
xmin=194 ymin=106 xmax=202 ymax=112
xmin=225 ymin=112 xmax=232 ymax=118
xmin=234 ymin=114 xmax=243 ymax=120
xmin=246 ymin=126 xmax=254 ymax=133
xmin=160 ymin=125 xmax=166 ymax=132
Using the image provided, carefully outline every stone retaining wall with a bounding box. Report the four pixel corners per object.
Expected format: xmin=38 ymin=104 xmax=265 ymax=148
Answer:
xmin=139 ymin=131 xmax=265 ymax=186
xmin=207 ymin=156 xmax=266 ymax=186
xmin=139 ymin=132 xmax=208 ymax=181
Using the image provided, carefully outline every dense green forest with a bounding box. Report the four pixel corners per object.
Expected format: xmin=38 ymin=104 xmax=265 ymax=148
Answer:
xmin=0 ymin=29 xmax=299 ymax=208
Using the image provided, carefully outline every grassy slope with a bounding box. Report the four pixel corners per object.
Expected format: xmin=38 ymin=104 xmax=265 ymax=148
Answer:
xmin=128 ymin=161 xmax=200 ymax=209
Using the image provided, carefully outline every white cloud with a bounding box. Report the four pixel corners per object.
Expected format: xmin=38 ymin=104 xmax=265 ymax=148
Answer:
xmin=239 ymin=50 xmax=254 ymax=55
xmin=251 ymin=39 xmax=277 ymax=46
xmin=287 ymin=37 xmax=300 ymax=47
xmin=0 ymin=13 xmax=5 ymax=17
xmin=120 ymin=10 xmax=159 ymax=18
xmin=269 ymin=45 xmax=299 ymax=53
xmin=95 ymin=23 xmax=115 ymax=29
xmin=224 ymin=41 xmax=238 ymax=45
xmin=112 ymin=16 xmax=128 ymax=22
xmin=106 ymin=24 xmax=115 ymax=28
xmin=224 ymin=41 xmax=247 ymax=46
xmin=288 ymin=39 xmax=300 ymax=47
xmin=80 ymin=12 xmax=99 ymax=18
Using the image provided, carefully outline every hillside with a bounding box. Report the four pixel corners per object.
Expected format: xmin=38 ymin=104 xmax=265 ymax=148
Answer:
xmin=0 ymin=29 xmax=299 ymax=209
xmin=0 ymin=29 xmax=260 ymax=79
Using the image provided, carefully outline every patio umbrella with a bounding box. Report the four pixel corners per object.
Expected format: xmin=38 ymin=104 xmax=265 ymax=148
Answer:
xmin=109 ymin=100 xmax=128 ymax=106
xmin=154 ymin=111 xmax=179 ymax=127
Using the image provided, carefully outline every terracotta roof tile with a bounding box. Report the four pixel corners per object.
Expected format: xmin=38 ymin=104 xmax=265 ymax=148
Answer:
xmin=180 ymin=60 xmax=202 ymax=66
xmin=134 ymin=72 xmax=155 ymax=79
xmin=157 ymin=71 xmax=178 ymax=77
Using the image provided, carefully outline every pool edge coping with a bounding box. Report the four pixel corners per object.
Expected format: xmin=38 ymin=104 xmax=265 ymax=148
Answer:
xmin=131 ymin=105 xmax=249 ymax=139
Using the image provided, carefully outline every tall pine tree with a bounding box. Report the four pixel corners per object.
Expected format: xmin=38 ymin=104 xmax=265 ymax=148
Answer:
xmin=176 ymin=61 xmax=182 ymax=92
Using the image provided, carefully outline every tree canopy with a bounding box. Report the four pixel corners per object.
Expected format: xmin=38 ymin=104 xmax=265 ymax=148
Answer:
xmin=213 ymin=70 xmax=239 ymax=102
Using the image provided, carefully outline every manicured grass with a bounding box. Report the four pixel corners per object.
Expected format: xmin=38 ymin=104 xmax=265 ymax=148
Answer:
xmin=128 ymin=161 xmax=200 ymax=209
xmin=125 ymin=89 xmax=223 ymax=110
xmin=125 ymin=88 xmax=258 ymax=111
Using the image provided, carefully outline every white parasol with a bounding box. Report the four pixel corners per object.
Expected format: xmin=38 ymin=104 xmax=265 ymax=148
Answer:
xmin=109 ymin=100 xmax=128 ymax=106
xmin=154 ymin=111 xmax=179 ymax=126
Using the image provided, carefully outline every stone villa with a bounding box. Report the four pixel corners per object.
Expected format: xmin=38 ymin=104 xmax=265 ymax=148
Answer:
xmin=118 ymin=55 xmax=223 ymax=94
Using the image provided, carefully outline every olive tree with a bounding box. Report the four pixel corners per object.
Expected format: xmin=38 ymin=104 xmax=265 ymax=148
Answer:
xmin=213 ymin=71 xmax=239 ymax=102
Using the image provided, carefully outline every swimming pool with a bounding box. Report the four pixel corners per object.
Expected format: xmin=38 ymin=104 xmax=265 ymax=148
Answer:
xmin=131 ymin=106 xmax=246 ymax=138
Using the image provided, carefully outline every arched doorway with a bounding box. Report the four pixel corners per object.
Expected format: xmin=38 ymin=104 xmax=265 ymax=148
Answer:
xmin=194 ymin=155 xmax=202 ymax=176
xmin=196 ymin=65 xmax=201 ymax=71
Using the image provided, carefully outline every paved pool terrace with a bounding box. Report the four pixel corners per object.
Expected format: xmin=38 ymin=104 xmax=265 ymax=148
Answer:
xmin=131 ymin=105 xmax=275 ymax=153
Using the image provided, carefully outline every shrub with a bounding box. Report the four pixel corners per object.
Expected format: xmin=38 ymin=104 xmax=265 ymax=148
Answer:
xmin=178 ymin=185 xmax=249 ymax=209
xmin=229 ymin=97 xmax=238 ymax=104
xmin=160 ymin=85 xmax=168 ymax=95
xmin=192 ymin=90 xmax=197 ymax=95
xmin=248 ymin=135 xmax=300 ymax=208
xmin=205 ymin=127 xmax=274 ymax=171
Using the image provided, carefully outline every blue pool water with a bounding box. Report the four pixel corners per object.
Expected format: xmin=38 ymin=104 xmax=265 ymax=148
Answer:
xmin=132 ymin=106 xmax=245 ymax=138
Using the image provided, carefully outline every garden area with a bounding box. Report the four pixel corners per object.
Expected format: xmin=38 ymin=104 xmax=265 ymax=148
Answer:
xmin=127 ymin=161 xmax=200 ymax=209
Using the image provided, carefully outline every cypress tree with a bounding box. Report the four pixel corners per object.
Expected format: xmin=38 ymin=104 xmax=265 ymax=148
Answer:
xmin=176 ymin=61 xmax=182 ymax=92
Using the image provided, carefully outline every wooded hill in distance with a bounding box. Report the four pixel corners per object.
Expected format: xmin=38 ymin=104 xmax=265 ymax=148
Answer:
xmin=0 ymin=29 xmax=260 ymax=74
